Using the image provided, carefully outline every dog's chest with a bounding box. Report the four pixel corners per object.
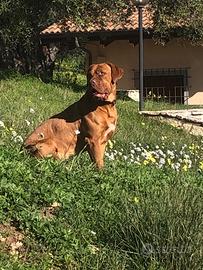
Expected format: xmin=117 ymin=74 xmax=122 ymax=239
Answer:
xmin=82 ymin=106 xmax=117 ymax=137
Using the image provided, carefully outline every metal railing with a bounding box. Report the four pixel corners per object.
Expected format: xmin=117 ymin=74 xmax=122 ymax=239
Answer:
xmin=144 ymin=86 xmax=189 ymax=104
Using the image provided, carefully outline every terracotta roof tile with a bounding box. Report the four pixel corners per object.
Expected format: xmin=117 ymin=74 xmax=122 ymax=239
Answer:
xmin=41 ymin=8 xmax=153 ymax=35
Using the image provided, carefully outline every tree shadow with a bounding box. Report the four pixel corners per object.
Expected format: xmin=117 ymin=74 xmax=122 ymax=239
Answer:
xmin=0 ymin=69 xmax=21 ymax=80
xmin=51 ymin=79 xmax=87 ymax=93
xmin=116 ymin=91 xmax=134 ymax=101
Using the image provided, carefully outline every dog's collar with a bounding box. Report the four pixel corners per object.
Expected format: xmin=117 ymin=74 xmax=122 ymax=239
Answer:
xmin=97 ymin=99 xmax=116 ymax=106
xmin=85 ymin=91 xmax=116 ymax=106
xmin=92 ymin=95 xmax=116 ymax=106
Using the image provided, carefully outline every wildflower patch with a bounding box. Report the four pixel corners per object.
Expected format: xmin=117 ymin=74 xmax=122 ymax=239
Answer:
xmin=106 ymin=141 xmax=202 ymax=172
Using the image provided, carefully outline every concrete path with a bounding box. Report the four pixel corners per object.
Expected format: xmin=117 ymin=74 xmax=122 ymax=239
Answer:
xmin=140 ymin=109 xmax=203 ymax=136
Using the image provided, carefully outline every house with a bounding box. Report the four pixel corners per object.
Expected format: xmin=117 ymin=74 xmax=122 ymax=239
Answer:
xmin=40 ymin=8 xmax=203 ymax=105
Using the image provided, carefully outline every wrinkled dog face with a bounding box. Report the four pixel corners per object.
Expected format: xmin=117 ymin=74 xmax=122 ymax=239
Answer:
xmin=25 ymin=139 xmax=57 ymax=158
xmin=88 ymin=63 xmax=123 ymax=101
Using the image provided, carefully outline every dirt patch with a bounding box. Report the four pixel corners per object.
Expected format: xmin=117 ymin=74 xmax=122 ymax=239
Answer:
xmin=0 ymin=223 xmax=24 ymax=256
xmin=40 ymin=201 xmax=61 ymax=220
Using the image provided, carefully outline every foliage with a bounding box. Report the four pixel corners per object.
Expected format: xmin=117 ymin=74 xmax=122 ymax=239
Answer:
xmin=151 ymin=0 xmax=203 ymax=44
xmin=0 ymin=73 xmax=203 ymax=269
xmin=1 ymin=0 xmax=203 ymax=74
xmin=0 ymin=0 xmax=129 ymax=71
xmin=53 ymin=49 xmax=87 ymax=85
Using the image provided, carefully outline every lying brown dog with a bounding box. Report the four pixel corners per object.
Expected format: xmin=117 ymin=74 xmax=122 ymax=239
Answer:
xmin=24 ymin=62 xmax=123 ymax=168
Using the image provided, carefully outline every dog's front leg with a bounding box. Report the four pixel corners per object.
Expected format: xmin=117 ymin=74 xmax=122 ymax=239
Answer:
xmin=86 ymin=138 xmax=107 ymax=169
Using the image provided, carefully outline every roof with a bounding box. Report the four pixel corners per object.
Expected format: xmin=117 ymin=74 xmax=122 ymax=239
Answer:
xmin=41 ymin=8 xmax=153 ymax=36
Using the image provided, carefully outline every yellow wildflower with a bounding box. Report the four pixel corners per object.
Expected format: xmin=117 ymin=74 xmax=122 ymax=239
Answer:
xmin=143 ymin=160 xmax=149 ymax=165
xmin=199 ymin=161 xmax=203 ymax=170
xmin=147 ymin=154 xmax=156 ymax=163
xmin=167 ymin=158 xmax=171 ymax=165
xmin=182 ymin=164 xmax=188 ymax=171
xmin=133 ymin=197 xmax=139 ymax=204
xmin=108 ymin=140 xmax=114 ymax=149
xmin=189 ymin=143 xmax=195 ymax=151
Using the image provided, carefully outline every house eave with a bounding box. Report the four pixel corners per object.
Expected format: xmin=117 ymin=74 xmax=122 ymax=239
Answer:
xmin=40 ymin=28 xmax=153 ymax=45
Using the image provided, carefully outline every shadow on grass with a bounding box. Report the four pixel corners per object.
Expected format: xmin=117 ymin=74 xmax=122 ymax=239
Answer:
xmin=117 ymin=93 xmax=134 ymax=102
xmin=51 ymin=80 xmax=86 ymax=93
xmin=0 ymin=69 xmax=87 ymax=93
xmin=0 ymin=69 xmax=21 ymax=80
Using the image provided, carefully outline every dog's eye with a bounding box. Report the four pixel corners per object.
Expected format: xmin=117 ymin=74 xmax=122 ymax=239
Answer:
xmin=38 ymin=133 xmax=44 ymax=140
xmin=96 ymin=71 xmax=104 ymax=76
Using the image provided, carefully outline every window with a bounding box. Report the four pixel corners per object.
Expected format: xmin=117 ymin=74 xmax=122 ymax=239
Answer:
xmin=134 ymin=68 xmax=190 ymax=104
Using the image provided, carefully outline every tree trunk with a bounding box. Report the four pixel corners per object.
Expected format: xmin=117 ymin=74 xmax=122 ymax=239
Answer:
xmin=38 ymin=44 xmax=60 ymax=82
xmin=0 ymin=40 xmax=60 ymax=83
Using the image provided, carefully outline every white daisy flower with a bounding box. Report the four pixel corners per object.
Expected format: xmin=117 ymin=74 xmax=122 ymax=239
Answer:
xmin=0 ymin=120 xmax=5 ymax=128
xmin=29 ymin=108 xmax=35 ymax=114
xmin=11 ymin=130 xmax=17 ymax=137
xmin=25 ymin=119 xmax=31 ymax=126
xmin=13 ymin=135 xmax=23 ymax=143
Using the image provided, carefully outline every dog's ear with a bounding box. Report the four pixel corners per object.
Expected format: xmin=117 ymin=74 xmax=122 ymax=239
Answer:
xmin=107 ymin=62 xmax=124 ymax=84
xmin=87 ymin=64 xmax=94 ymax=74
xmin=87 ymin=64 xmax=96 ymax=77
xmin=86 ymin=64 xmax=95 ymax=83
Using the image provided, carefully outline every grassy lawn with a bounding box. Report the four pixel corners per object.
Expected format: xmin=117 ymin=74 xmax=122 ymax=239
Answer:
xmin=0 ymin=73 xmax=203 ymax=269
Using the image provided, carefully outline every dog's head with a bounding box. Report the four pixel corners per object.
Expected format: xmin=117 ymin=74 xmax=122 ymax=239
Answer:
xmin=87 ymin=63 xmax=123 ymax=102
xmin=25 ymin=138 xmax=73 ymax=159
xmin=24 ymin=138 xmax=58 ymax=158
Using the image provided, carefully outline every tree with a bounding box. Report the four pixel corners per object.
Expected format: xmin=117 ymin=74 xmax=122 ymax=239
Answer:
xmin=0 ymin=0 xmax=130 ymax=78
xmin=0 ymin=0 xmax=203 ymax=78
xmin=151 ymin=0 xmax=203 ymax=44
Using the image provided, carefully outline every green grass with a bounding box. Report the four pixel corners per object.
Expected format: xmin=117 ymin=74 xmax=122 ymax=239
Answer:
xmin=0 ymin=73 xmax=203 ymax=269
xmin=144 ymin=99 xmax=203 ymax=111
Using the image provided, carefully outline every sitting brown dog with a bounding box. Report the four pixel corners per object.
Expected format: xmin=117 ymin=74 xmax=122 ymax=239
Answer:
xmin=24 ymin=62 xmax=123 ymax=168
